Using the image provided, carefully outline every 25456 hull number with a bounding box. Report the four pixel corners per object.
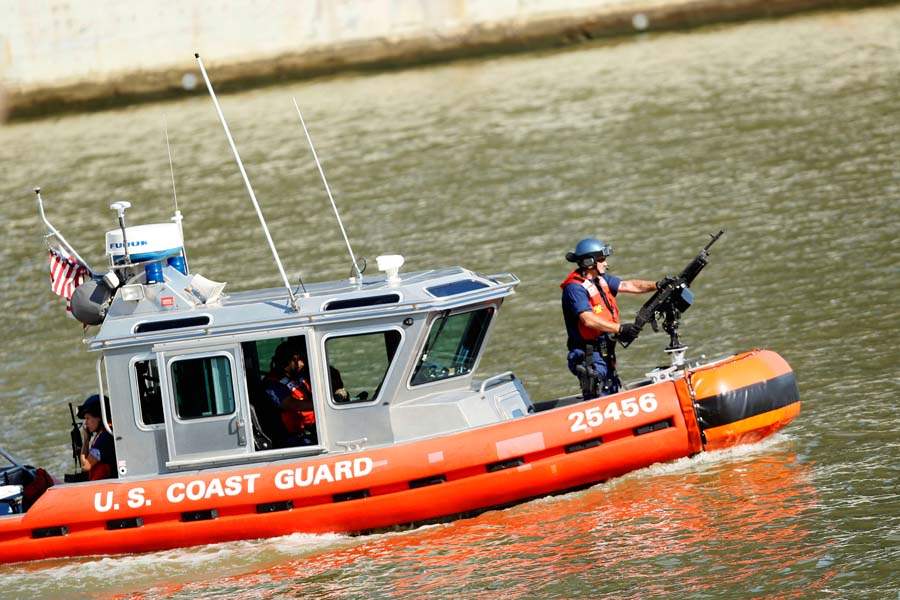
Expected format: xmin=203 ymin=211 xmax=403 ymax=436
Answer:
xmin=568 ymin=393 xmax=659 ymax=433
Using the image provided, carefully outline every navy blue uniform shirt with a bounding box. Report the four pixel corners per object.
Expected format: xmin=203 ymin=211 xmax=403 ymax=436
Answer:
xmin=89 ymin=430 xmax=117 ymax=478
xmin=562 ymin=273 xmax=621 ymax=349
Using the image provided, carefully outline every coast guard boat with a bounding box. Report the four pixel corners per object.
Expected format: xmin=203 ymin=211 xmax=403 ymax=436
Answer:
xmin=0 ymin=57 xmax=800 ymax=564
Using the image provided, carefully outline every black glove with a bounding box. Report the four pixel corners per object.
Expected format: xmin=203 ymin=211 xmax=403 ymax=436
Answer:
xmin=656 ymin=276 xmax=677 ymax=290
xmin=617 ymin=322 xmax=640 ymax=344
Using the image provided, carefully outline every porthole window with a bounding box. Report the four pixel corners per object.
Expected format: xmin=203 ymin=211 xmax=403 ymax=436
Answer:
xmin=134 ymin=359 xmax=163 ymax=425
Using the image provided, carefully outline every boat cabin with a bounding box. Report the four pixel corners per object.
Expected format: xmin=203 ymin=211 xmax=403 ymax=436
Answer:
xmin=90 ymin=261 xmax=531 ymax=478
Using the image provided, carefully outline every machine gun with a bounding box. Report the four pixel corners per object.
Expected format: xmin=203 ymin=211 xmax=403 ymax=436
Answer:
xmin=64 ymin=403 xmax=90 ymax=483
xmin=620 ymin=230 xmax=725 ymax=360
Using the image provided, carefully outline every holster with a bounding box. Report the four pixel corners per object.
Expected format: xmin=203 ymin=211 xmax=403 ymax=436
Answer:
xmin=577 ymin=339 xmax=620 ymax=398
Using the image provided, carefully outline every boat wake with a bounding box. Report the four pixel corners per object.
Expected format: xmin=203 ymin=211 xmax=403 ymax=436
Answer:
xmin=525 ymin=431 xmax=797 ymax=508
xmin=1 ymin=531 xmax=349 ymax=598
xmin=621 ymin=431 xmax=795 ymax=479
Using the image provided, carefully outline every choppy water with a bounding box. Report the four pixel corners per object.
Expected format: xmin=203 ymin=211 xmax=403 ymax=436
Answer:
xmin=1 ymin=5 xmax=898 ymax=598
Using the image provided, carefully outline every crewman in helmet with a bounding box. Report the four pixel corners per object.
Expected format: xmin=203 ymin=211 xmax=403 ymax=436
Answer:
xmin=560 ymin=238 xmax=659 ymax=397
xmin=77 ymin=394 xmax=117 ymax=480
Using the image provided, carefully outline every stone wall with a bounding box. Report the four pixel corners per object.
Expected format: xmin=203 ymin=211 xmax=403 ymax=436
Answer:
xmin=0 ymin=0 xmax=887 ymax=120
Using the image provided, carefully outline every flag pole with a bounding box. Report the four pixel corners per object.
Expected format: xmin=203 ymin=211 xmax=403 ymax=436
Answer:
xmin=34 ymin=187 xmax=94 ymax=273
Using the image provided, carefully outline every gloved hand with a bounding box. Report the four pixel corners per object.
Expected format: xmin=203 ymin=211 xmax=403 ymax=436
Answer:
xmin=617 ymin=322 xmax=640 ymax=344
xmin=656 ymin=276 xmax=678 ymax=290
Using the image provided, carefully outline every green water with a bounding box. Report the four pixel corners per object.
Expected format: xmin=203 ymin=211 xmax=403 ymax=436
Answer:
xmin=1 ymin=5 xmax=898 ymax=598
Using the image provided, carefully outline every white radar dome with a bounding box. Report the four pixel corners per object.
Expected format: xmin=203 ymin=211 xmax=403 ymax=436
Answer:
xmin=106 ymin=223 xmax=184 ymax=262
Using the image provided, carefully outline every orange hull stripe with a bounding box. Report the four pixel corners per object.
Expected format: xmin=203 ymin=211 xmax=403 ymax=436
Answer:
xmin=703 ymin=402 xmax=801 ymax=450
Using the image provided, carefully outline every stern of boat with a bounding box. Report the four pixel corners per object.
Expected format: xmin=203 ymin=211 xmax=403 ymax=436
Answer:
xmin=688 ymin=349 xmax=800 ymax=450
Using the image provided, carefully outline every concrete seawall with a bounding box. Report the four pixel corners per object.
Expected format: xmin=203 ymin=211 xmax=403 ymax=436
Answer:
xmin=0 ymin=0 xmax=890 ymax=121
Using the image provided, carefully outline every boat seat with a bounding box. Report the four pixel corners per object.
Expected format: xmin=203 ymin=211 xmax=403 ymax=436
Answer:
xmin=245 ymin=376 xmax=274 ymax=451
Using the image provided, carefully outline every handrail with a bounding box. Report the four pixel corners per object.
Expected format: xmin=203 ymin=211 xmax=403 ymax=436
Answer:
xmin=0 ymin=447 xmax=22 ymax=466
xmin=479 ymin=371 xmax=515 ymax=398
xmin=485 ymin=272 xmax=519 ymax=287
xmin=95 ymin=357 xmax=113 ymax=436
xmin=334 ymin=438 xmax=368 ymax=452
xmin=35 ymin=188 xmax=94 ymax=273
xmin=311 ymin=274 xmax=518 ymax=317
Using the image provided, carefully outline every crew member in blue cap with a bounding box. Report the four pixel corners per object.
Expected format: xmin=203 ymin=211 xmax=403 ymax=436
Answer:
xmin=77 ymin=394 xmax=117 ymax=480
xmin=561 ymin=238 xmax=659 ymax=396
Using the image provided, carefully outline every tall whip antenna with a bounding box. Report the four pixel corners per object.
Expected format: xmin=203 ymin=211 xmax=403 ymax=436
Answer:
xmin=195 ymin=53 xmax=300 ymax=312
xmin=164 ymin=117 xmax=190 ymax=273
xmin=164 ymin=118 xmax=179 ymax=212
xmin=292 ymin=97 xmax=363 ymax=282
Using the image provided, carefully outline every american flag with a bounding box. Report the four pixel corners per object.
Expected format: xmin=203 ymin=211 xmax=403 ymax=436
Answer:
xmin=48 ymin=247 xmax=90 ymax=311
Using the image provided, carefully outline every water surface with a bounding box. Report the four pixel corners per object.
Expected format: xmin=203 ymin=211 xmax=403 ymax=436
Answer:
xmin=0 ymin=5 xmax=898 ymax=598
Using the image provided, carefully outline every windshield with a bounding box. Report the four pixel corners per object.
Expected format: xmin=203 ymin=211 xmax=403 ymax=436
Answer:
xmin=410 ymin=308 xmax=493 ymax=385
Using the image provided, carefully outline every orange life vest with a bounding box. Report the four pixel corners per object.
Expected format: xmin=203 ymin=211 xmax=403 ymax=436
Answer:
xmin=275 ymin=377 xmax=317 ymax=434
xmin=561 ymin=270 xmax=620 ymax=341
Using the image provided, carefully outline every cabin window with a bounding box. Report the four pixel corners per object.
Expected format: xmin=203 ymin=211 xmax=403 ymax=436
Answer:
xmin=325 ymin=294 xmax=400 ymax=311
xmin=135 ymin=359 xmax=164 ymax=425
xmin=325 ymin=330 xmax=402 ymax=404
xmin=410 ymin=308 xmax=493 ymax=386
xmin=170 ymin=355 xmax=236 ymax=420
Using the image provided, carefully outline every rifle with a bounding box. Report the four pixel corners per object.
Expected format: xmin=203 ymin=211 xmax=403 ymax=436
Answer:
xmin=620 ymin=229 xmax=725 ymax=349
xmin=68 ymin=403 xmax=83 ymax=468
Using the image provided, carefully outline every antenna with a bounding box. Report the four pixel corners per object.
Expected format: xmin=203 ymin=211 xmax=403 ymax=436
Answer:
xmin=164 ymin=118 xmax=179 ymax=213
xmin=195 ymin=53 xmax=300 ymax=313
xmin=164 ymin=118 xmax=190 ymax=273
xmin=292 ymin=97 xmax=363 ymax=282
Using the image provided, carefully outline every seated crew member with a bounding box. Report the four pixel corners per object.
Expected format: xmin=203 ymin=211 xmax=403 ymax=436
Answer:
xmin=77 ymin=394 xmax=117 ymax=480
xmin=262 ymin=342 xmax=317 ymax=447
xmin=561 ymin=237 xmax=659 ymax=397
